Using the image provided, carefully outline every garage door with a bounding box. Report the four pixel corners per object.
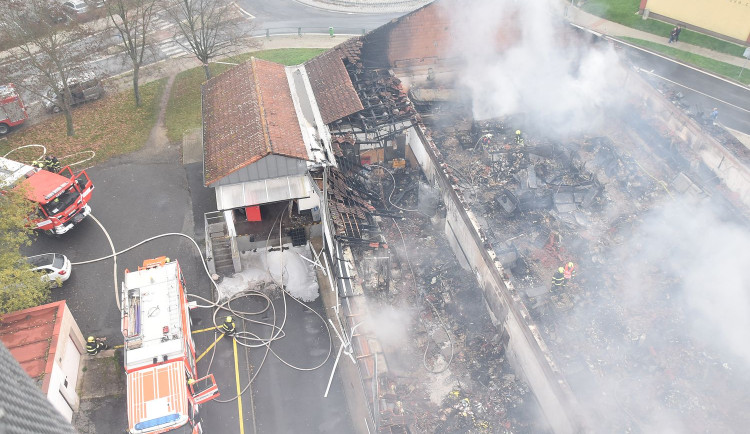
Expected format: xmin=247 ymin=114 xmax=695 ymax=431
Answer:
xmin=61 ymin=336 xmax=81 ymax=393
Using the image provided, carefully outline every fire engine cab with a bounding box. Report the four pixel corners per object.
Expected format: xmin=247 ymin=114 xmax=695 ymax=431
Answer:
xmin=0 ymin=156 xmax=93 ymax=236
xmin=121 ymin=257 xmax=219 ymax=434
xmin=0 ymin=83 xmax=28 ymax=136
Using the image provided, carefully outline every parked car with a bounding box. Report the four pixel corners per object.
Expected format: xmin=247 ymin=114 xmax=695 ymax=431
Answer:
xmin=26 ymin=253 xmax=72 ymax=287
xmin=62 ymin=0 xmax=89 ymax=17
xmin=43 ymin=75 xmax=104 ymax=113
xmin=47 ymin=5 xmax=69 ymax=24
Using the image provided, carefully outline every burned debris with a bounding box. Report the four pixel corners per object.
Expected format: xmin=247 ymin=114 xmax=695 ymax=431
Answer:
xmin=322 ymin=152 xmax=544 ymax=433
xmin=414 ymin=88 xmax=750 ymax=430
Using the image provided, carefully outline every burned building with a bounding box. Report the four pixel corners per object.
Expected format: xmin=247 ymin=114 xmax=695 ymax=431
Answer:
xmin=202 ymin=0 xmax=750 ymax=432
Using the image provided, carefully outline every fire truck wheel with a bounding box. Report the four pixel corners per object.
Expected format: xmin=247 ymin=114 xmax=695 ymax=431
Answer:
xmin=43 ymin=230 xmax=59 ymax=238
xmin=52 ymin=105 xmax=62 ymax=114
xmin=0 ymin=124 xmax=8 ymax=135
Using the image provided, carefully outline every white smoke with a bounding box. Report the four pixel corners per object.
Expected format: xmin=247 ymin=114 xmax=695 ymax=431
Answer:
xmin=574 ymin=197 xmax=750 ymax=431
xmin=368 ymin=303 xmax=414 ymax=350
xmin=624 ymin=199 xmax=750 ymax=364
xmin=444 ymin=0 xmax=626 ymax=136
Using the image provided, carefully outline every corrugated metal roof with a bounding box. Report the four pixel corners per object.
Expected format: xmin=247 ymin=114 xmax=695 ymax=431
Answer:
xmin=0 ymin=341 xmax=76 ymax=433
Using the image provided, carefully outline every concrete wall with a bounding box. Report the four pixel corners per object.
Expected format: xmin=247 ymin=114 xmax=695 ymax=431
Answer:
xmin=404 ymin=125 xmax=582 ymax=433
xmin=645 ymin=0 xmax=750 ymax=42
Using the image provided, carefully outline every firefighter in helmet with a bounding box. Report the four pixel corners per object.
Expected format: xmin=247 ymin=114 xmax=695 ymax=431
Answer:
xmin=515 ymin=130 xmax=523 ymax=145
xmin=86 ymin=336 xmax=108 ymax=356
xmin=551 ymin=267 xmax=565 ymax=290
xmin=563 ymin=261 xmax=576 ymax=283
xmin=220 ymin=316 xmax=236 ymax=336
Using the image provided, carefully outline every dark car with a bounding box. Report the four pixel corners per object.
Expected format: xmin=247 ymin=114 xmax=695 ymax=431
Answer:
xmin=44 ymin=75 xmax=104 ymax=113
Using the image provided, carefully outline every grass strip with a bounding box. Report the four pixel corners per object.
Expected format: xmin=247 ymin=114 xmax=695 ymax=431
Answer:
xmin=0 ymin=78 xmax=167 ymax=165
xmin=581 ymin=0 xmax=746 ymax=57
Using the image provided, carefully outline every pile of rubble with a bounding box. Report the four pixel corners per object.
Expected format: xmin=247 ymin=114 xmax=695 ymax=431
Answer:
xmin=417 ymin=103 xmax=750 ymax=431
xmin=333 ymin=165 xmax=545 ymax=433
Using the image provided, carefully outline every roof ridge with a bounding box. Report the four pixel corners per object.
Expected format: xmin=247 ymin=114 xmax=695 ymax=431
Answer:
xmin=251 ymin=57 xmax=272 ymax=156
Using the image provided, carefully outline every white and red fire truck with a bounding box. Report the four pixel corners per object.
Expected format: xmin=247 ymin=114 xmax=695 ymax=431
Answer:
xmin=121 ymin=257 xmax=219 ymax=434
xmin=0 ymin=156 xmax=93 ymax=236
xmin=0 ymin=83 xmax=28 ymax=135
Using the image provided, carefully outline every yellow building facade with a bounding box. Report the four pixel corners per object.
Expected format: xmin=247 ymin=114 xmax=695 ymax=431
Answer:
xmin=644 ymin=0 xmax=750 ymax=42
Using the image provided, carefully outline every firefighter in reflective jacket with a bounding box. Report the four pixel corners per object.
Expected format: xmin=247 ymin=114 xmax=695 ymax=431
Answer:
xmin=221 ymin=316 xmax=236 ymax=336
xmin=515 ymin=130 xmax=523 ymax=144
xmin=563 ymin=262 xmax=576 ymax=283
xmin=86 ymin=336 xmax=108 ymax=355
xmin=551 ymin=267 xmax=565 ymax=290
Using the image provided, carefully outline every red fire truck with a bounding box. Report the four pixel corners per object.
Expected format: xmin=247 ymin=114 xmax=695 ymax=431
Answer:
xmin=0 ymin=156 xmax=93 ymax=236
xmin=0 ymin=83 xmax=28 ymax=135
xmin=121 ymin=257 xmax=219 ymax=434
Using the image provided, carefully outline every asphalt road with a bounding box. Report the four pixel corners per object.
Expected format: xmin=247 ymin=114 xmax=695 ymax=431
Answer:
xmin=619 ymin=42 xmax=750 ymax=135
xmin=240 ymin=0 xmax=400 ymax=34
xmin=24 ymin=152 xmax=351 ymax=433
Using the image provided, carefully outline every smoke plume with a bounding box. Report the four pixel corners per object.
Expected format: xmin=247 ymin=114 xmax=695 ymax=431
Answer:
xmin=444 ymin=0 xmax=626 ymax=136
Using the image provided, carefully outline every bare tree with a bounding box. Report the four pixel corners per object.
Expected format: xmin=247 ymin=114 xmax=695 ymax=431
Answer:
xmin=0 ymin=0 xmax=101 ymax=136
xmin=164 ymin=0 xmax=258 ymax=79
xmin=107 ymin=0 xmax=162 ymax=107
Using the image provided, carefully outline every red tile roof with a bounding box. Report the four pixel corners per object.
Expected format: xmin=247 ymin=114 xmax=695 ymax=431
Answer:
xmin=361 ymin=1 xmax=519 ymax=68
xmin=0 ymin=301 xmax=66 ymax=392
xmin=202 ymin=58 xmax=307 ymax=186
xmin=305 ymin=49 xmax=364 ymax=124
xmin=254 ymin=59 xmax=309 ymax=161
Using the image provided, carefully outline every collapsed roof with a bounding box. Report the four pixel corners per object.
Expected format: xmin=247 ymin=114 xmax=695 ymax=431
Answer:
xmin=200 ymin=0 xmax=750 ymax=430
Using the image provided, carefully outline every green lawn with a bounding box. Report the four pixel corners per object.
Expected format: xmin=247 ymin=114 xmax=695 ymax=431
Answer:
xmin=622 ymin=37 xmax=750 ymax=85
xmin=581 ymin=0 xmax=746 ymax=57
xmin=0 ymin=79 xmax=167 ymax=165
xmin=164 ymin=48 xmax=326 ymax=143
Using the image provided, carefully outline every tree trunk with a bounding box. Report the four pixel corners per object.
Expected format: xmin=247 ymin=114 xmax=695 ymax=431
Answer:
xmin=64 ymin=109 xmax=75 ymax=136
xmin=203 ymin=63 xmax=211 ymax=80
xmin=133 ymin=65 xmax=141 ymax=107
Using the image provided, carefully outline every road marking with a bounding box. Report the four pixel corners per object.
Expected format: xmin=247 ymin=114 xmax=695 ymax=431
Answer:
xmin=158 ymin=41 xmax=185 ymax=58
xmin=637 ymin=68 xmax=750 ymax=115
xmin=151 ymin=18 xmax=174 ymax=31
xmin=234 ymin=337 xmax=245 ymax=434
xmin=196 ymin=333 xmax=224 ymax=364
xmin=232 ymin=2 xmax=255 ymax=19
xmin=192 ymin=326 xmax=219 ymax=334
xmin=568 ymin=22 xmax=750 ymax=91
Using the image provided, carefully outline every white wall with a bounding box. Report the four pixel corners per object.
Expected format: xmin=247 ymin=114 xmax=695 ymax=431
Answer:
xmin=47 ymin=363 xmax=74 ymax=421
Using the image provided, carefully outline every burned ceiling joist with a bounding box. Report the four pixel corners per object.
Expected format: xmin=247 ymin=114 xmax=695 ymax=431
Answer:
xmin=325 ymin=167 xmax=388 ymax=248
xmin=326 ymin=41 xmax=418 ymax=161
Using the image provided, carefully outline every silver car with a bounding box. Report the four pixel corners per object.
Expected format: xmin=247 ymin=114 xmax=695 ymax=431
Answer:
xmin=62 ymin=0 xmax=89 ymax=16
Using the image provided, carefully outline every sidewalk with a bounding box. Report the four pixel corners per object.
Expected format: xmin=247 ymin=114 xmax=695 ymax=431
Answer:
xmin=565 ymin=4 xmax=750 ymax=69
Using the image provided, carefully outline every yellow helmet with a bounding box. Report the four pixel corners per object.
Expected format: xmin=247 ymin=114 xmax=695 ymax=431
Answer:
xmin=225 ymin=316 xmax=233 ymax=323
xmin=87 ymin=336 xmax=95 ymax=342
xmin=558 ymin=267 xmax=564 ymax=273
xmin=567 ymin=262 xmax=574 ymax=268
xmin=516 ymin=130 xmax=521 ymax=135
